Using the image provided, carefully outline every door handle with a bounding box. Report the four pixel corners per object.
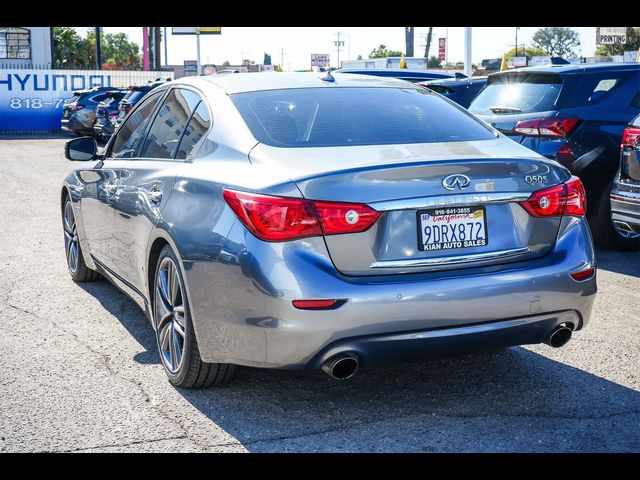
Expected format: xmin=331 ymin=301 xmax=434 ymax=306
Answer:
xmin=104 ymin=182 xmax=118 ymax=195
xmin=147 ymin=189 xmax=163 ymax=204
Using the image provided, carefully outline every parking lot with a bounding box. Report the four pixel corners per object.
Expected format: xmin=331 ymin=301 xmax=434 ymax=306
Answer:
xmin=0 ymin=137 xmax=638 ymax=452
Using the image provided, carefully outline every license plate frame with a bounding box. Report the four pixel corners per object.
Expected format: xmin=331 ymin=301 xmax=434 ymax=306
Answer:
xmin=417 ymin=206 xmax=488 ymax=252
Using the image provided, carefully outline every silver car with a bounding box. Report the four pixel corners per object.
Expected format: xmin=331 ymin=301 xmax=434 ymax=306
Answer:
xmin=61 ymin=72 xmax=597 ymax=388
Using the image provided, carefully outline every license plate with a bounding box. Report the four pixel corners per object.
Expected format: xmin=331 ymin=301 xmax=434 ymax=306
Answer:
xmin=417 ymin=206 xmax=488 ymax=252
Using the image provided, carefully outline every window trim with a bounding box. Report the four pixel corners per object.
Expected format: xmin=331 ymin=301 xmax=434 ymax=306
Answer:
xmin=0 ymin=27 xmax=31 ymax=60
xmin=135 ymin=84 xmax=213 ymax=163
xmin=105 ymin=89 xmax=168 ymax=160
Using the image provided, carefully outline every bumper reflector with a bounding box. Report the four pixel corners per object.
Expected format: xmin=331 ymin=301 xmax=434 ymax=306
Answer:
xmin=570 ymin=267 xmax=595 ymax=281
xmin=292 ymin=299 xmax=345 ymax=310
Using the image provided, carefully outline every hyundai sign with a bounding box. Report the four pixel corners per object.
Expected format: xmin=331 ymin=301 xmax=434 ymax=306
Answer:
xmin=0 ymin=69 xmax=172 ymax=132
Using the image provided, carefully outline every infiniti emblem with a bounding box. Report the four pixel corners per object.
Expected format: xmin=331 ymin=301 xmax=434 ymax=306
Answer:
xmin=442 ymin=174 xmax=471 ymax=191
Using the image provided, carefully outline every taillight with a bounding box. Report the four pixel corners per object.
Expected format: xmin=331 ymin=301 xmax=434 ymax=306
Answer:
xmin=564 ymin=176 xmax=587 ymax=216
xmin=73 ymin=104 xmax=85 ymax=111
xmin=519 ymin=176 xmax=586 ymax=218
xmin=514 ymin=118 xmax=581 ymax=138
xmin=621 ymin=127 xmax=640 ymax=148
xmin=312 ymin=201 xmax=380 ymax=235
xmin=222 ymin=189 xmax=381 ymax=242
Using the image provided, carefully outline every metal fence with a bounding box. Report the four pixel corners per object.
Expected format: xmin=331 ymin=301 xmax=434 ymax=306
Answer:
xmin=0 ymin=65 xmax=175 ymax=134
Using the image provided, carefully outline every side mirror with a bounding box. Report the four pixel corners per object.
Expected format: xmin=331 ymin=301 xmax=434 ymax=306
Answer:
xmin=65 ymin=136 xmax=97 ymax=161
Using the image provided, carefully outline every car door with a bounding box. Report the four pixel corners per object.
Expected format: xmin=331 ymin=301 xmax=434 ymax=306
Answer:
xmin=109 ymin=87 xmax=210 ymax=294
xmin=90 ymin=90 xmax=165 ymax=277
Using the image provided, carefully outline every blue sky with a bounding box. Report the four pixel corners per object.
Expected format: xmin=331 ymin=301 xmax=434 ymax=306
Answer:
xmin=93 ymin=27 xmax=599 ymax=69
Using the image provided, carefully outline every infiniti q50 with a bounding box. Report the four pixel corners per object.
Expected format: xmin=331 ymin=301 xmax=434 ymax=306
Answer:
xmin=61 ymin=73 xmax=597 ymax=388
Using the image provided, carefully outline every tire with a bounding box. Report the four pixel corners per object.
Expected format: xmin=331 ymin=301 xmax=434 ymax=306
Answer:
xmin=153 ymin=245 xmax=235 ymax=388
xmin=63 ymin=198 xmax=101 ymax=282
xmin=589 ymin=182 xmax=640 ymax=251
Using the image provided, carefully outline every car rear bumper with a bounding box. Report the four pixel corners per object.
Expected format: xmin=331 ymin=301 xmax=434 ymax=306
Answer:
xmin=307 ymin=310 xmax=580 ymax=370
xmin=611 ymin=182 xmax=640 ymax=234
xmin=183 ymin=215 xmax=596 ymax=369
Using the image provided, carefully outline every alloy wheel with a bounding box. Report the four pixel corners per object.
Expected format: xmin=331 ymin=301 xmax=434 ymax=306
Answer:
xmin=63 ymin=201 xmax=79 ymax=274
xmin=155 ymin=257 xmax=186 ymax=373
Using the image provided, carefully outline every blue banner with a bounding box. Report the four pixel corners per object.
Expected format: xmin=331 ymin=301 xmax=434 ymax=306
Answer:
xmin=0 ymin=69 xmax=173 ymax=132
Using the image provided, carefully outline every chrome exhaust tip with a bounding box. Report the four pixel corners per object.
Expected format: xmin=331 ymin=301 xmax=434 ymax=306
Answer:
xmin=321 ymin=353 xmax=360 ymax=380
xmin=546 ymin=325 xmax=573 ymax=348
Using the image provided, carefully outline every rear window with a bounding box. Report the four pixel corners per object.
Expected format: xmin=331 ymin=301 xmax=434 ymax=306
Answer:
xmin=231 ymin=87 xmax=494 ymax=148
xmin=469 ymin=73 xmax=563 ymax=115
xmin=123 ymin=90 xmax=147 ymax=104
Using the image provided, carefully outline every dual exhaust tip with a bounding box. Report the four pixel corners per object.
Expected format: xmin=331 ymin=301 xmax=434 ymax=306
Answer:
xmin=545 ymin=325 xmax=573 ymax=348
xmin=321 ymin=325 xmax=572 ymax=380
xmin=321 ymin=353 xmax=360 ymax=380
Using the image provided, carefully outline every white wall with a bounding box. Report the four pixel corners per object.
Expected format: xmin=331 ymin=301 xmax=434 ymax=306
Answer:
xmin=1 ymin=27 xmax=52 ymax=68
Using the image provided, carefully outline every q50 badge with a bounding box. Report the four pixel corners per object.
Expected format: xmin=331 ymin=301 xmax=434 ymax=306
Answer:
xmin=524 ymin=175 xmax=547 ymax=185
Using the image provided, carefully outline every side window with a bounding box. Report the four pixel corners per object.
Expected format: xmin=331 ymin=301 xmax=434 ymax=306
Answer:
xmin=91 ymin=93 xmax=109 ymax=103
xmin=139 ymin=88 xmax=201 ymax=159
xmin=564 ymin=72 xmax=633 ymax=107
xmin=110 ymin=92 xmax=162 ymax=159
xmin=175 ymin=101 xmax=211 ymax=159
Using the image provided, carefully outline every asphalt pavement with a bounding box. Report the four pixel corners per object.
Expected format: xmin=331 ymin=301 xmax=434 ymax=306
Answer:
xmin=0 ymin=137 xmax=638 ymax=452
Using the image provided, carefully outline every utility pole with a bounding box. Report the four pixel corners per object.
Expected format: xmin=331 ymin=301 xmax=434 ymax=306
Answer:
xmin=464 ymin=27 xmax=472 ymax=77
xmin=333 ymin=32 xmax=345 ymax=69
xmin=95 ymin=27 xmax=102 ymax=70
xmin=405 ymin=27 xmax=414 ymax=57
xmin=424 ymin=27 xmax=433 ymax=66
xmin=515 ymin=26 xmax=519 ymax=57
xmin=163 ymin=27 xmax=168 ymax=67
xmin=280 ymin=47 xmax=287 ymax=71
xmin=154 ymin=27 xmax=161 ymax=70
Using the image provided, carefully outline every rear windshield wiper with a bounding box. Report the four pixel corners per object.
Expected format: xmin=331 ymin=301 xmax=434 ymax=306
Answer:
xmin=489 ymin=106 xmax=522 ymax=114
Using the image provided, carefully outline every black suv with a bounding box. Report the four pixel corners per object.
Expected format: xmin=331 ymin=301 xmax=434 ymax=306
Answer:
xmin=61 ymin=87 xmax=114 ymax=136
xmin=469 ymin=63 xmax=640 ymax=250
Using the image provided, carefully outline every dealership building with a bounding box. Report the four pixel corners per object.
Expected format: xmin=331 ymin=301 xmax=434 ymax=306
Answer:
xmin=0 ymin=27 xmax=52 ymax=67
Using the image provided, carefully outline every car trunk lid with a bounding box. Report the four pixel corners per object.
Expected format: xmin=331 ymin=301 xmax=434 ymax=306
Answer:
xmin=249 ymin=138 xmax=570 ymax=276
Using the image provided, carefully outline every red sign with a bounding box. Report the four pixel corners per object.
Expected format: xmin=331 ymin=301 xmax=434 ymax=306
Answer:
xmin=438 ymin=38 xmax=446 ymax=61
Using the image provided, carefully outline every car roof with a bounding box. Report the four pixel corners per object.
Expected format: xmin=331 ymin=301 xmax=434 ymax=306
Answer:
xmin=490 ymin=62 xmax=640 ymax=76
xmin=336 ymin=68 xmax=456 ymax=79
xmin=174 ymin=72 xmax=423 ymax=95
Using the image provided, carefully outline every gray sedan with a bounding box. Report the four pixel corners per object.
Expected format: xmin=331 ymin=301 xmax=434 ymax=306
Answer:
xmin=61 ymin=72 xmax=597 ymax=388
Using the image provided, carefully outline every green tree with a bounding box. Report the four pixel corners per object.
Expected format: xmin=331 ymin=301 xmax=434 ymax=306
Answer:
xmin=531 ymin=27 xmax=581 ymax=57
xmin=595 ymin=27 xmax=640 ymax=56
xmin=53 ymin=27 xmax=140 ymax=70
xmin=427 ymin=56 xmax=442 ymax=68
xmin=223 ymin=60 xmax=231 ymax=67
xmin=503 ymin=46 xmax=547 ymax=60
xmin=86 ymin=30 xmax=141 ymax=70
xmin=52 ymin=27 xmax=90 ymax=69
xmin=369 ymin=44 xmax=404 ymax=58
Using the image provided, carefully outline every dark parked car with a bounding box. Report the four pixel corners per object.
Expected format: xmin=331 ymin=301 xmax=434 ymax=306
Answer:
xmin=469 ymin=63 xmax=640 ymax=250
xmin=420 ymin=76 xmax=488 ymax=108
xmin=610 ymin=114 xmax=640 ymax=248
xmin=117 ymin=80 xmax=169 ymax=126
xmin=61 ymin=87 xmax=114 ymax=136
xmin=93 ymin=89 xmax=128 ymax=144
xmin=336 ymin=68 xmax=459 ymax=83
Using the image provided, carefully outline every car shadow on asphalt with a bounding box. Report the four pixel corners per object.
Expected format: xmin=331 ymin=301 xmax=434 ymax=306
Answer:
xmin=595 ymin=247 xmax=639 ymax=277
xmin=79 ymin=277 xmax=640 ymax=452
